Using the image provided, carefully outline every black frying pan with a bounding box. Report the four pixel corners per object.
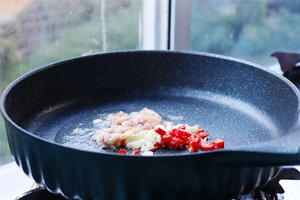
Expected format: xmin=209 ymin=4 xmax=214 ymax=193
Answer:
xmin=1 ymin=51 xmax=300 ymax=200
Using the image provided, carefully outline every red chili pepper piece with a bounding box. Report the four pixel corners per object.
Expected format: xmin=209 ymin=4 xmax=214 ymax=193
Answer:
xmin=154 ymin=127 xmax=166 ymax=136
xmin=199 ymin=132 xmax=209 ymax=139
xmin=179 ymin=125 xmax=186 ymax=130
xmin=188 ymin=134 xmax=201 ymax=152
xmin=177 ymin=129 xmax=191 ymax=140
xmin=189 ymin=134 xmax=201 ymax=143
xmin=200 ymin=141 xmax=214 ymax=151
xmin=182 ymin=129 xmax=192 ymax=137
xmin=120 ymin=139 xmax=126 ymax=146
xmin=119 ymin=148 xmax=126 ymax=154
xmin=169 ymin=137 xmax=186 ymax=149
xmin=169 ymin=128 xmax=178 ymax=137
xmin=131 ymin=150 xmax=141 ymax=155
xmin=170 ymin=128 xmax=191 ymax=140
xmin=212 ymin=139 xmax=224 ymax=149
xmin=198 ymin=126 xmax=204 ymax=133
xmin=151 ymin=142 xmax=161 ymax=151
xmin=161 ymin=134 xmax=172 ymax=146
xmin=154 ymin=142 xmax=162 ymax=148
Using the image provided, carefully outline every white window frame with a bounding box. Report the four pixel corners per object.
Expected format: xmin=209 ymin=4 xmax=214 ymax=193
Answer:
xmin=141 ymin=0 xmax=192 ymax=50
xmin=142 ymin=0 xmax=169 ymax=50
xmin=169 ymin=0 xmax=192 ymax=50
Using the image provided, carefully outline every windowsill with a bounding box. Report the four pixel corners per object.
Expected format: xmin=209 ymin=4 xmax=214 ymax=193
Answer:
xmin=0 ymin=162 xmax=35 ymax=200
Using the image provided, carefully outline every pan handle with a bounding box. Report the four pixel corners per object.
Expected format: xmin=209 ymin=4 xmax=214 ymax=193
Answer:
xmin=214 ymin=121 xmax=300 ymax=166
xmin=215 ymin=131 xmax=300 ymax=166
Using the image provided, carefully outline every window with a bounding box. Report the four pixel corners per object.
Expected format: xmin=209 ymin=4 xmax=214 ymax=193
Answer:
xmin=171 ymin=0 xmax=300 ymax=66
xmin=0 ymin=0 xmax=169 ymax=165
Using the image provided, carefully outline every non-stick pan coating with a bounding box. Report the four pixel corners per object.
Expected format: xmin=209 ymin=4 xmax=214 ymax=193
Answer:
xmin=2 ymin=51 xmax=300 ymax=200
xmin=26 ymin=89 xmax=284 ymax=154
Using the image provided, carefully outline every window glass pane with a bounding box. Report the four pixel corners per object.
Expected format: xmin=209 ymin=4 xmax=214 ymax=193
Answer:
xmin=190 ymin=0 xmax=300 ymax=66
xmin=0 ymin=0 xmax=143 ymax=165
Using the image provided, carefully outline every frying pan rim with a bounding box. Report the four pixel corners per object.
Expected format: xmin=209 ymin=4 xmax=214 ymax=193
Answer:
xmin=1 ymin=50 xmax=300 ymax=158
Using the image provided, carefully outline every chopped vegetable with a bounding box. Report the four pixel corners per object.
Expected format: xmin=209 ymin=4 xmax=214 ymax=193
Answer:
xmin=198 ymin=126 xmax=204 ymax=133
xmin=92 ymin=108 xmax=225 ymax=155
xmin=119 ymin=148 xmax=126 ymax=154
xmin=212 ymin=139 xmax=224 ymax=149
xmin=179 ymin=125 xmax=186 ymax=130
xmin=169 ymin=137 xmax=186 ymax=149
xmin=199 ymin=132 xmax=209 ymax=139
xmin=200 ymin=141 xmax=214 ymax=151
xmin=161 ymin=134 xmax=172 ymax=146
xmin=131 ymin=150 xmax=141 ymax=155
xmin=188 ymin=134 xmax=201 ymax=152
xmin=154 ymin=127 xmax=167 ymax=136
xmin=154 ymin=142 xmax=162 ymax=149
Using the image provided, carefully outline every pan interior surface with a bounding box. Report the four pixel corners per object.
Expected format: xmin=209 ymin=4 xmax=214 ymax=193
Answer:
xmin=3 ymin=51 xmax=299 ymax=155
xmin=26 ymin=89 xmax=280 ymax=154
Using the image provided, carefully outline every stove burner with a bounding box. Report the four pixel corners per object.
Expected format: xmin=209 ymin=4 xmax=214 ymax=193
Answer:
xmin=16 ymin=168 xmax=300 ymax=200
xmin=234 ymin=168 xmax=300 ymax=200
xmin=16 ymin=188 xmax=65 ymax=200
xmin=260 ymin=168 xmax=300 ymax=194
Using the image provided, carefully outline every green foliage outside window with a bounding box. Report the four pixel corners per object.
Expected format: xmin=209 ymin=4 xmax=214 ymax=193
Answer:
xmin=191 ymin=0 xmax=300 ymax=65
xmin=0 ymin=0 xmax=140 ymax=165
